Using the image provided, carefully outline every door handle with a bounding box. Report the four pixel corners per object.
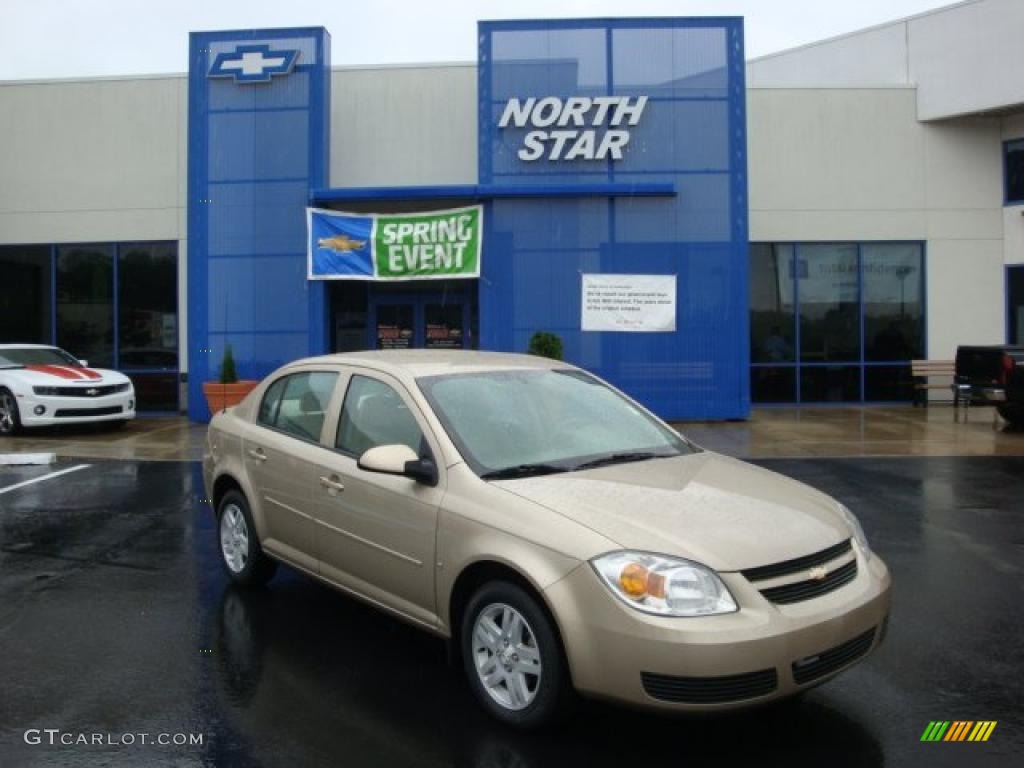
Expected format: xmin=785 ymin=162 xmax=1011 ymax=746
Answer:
xmin=247 ymin=447 xmax=267 ymax=462
xmin=319 ymin=475 xmax=345 ymax=493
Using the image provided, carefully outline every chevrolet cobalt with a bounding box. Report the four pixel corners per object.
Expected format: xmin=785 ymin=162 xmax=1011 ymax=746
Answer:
xmin=203 ymin=351 xmax=890 ymax=727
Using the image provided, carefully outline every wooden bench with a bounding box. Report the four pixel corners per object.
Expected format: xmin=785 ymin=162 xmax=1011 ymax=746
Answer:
xmin=911 ymin=359 xmax=957 ymax=407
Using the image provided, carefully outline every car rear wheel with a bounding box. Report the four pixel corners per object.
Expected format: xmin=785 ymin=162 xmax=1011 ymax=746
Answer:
xmin=217 ymin=490 xmax=277 ymax=586
xmin=461 ymin=581 xmax=573 ymax=729
xmin=0 ymin=388 xmax=22 ymax=436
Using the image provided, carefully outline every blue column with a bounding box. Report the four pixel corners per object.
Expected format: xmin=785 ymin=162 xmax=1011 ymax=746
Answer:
xmin=187 ymin=28 xmax=331 ymax=421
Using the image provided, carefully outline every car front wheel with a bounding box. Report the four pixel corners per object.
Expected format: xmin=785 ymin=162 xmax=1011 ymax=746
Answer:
xmin=217 ymin=490 xmax=277 ymax=586
xmin=0 ymin=388 xmax=22 ymax=436
xmin=461 ymin=581 xmax=573 ymax=728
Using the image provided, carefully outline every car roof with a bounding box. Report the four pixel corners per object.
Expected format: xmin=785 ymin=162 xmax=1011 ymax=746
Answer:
xmin=290 ymin=350 xmax=573 ymax=378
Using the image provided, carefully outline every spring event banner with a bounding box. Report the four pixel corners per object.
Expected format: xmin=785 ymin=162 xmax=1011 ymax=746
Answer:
xmin=307 ymin=205 xmax=482 ymax=280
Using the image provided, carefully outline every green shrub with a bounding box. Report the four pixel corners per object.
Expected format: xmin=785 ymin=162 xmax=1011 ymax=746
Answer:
xmin=219 ymin=344 xmax=238 ymax=384
xmin=527 ymin=331 xmax=564 ymax=361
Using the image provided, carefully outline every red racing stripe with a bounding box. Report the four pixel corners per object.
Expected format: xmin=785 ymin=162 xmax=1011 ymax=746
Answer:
xmin=24 ymin=364 xmax=92 ymax=380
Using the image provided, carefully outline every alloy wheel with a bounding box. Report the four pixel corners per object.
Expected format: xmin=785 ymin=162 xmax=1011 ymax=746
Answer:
xmin=0 ymin=392 xmax=15 ymax=434
xmin=471 ymin=603 xmax=543 ymax=711
xmin=220 ymin=503 xmax=250 ymax=574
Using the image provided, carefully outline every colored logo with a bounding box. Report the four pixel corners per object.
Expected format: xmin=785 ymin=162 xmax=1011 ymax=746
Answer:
xmin=318 ymin=234 xmax=367 ymax=254
xmin=808 ymin=565 xmax=828 ymax=581
xmin=209 ymin=44 xmax=299 ymax=83
xmin=920 ymin=721 xmax=997 ymax=742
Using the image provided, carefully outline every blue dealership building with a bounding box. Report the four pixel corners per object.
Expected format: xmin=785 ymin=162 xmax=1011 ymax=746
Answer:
xmin=4 ymin=1 xmax=1022 ymax=420
xmin=188 ymin=20 xmax=750 ymax=422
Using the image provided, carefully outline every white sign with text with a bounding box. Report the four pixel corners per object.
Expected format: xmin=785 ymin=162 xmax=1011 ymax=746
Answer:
xmin=581 ymin=274 xmax=677 ymax=332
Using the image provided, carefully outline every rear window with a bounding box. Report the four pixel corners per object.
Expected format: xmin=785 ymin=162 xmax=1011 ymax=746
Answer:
xmin=257 ymin=372 xmax=338 ymax=442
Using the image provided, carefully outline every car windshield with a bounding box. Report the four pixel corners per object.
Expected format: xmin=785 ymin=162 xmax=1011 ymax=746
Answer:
xmin=417 ymin=368 xmax=696 ymax=478
xmin=0 ymin=347 xmax=81 ymax=369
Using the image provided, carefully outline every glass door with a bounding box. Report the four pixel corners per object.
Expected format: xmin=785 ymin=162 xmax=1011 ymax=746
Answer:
xmin=369 ymin=293 xmax=470 ymax=350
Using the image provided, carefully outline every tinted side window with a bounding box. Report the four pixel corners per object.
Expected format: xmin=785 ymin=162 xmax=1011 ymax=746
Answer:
xmin=259 ymin=372 xmax=338 ymax=442
xmin=336 ymin=375 xmax=424 ymax=457
xmin=258 ymin=377 xmax=288 ymax=426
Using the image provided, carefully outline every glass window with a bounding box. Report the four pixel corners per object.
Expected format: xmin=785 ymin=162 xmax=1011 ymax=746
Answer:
xmin=0 ymin=246 xmax=51 ymax=345
xmin=418 ymin=369 xmax=692 ymax=475
xmin=865 ymin=366 xmax=915 ymax=401
xmin=1009 ymin=266 xmax=1024 ymax=345
xmin=118 ymin=243 xmax=178 ymax=369
xmin=336 ymin=376 xmax=424 ymax=457
xmin=751 ymin=367 xmax=796 ymax=403
xmin=259 ymin=372 xmax=337 ymax=442
xmin=800 ymin=366 xmax=861 ymax=403
xmin=57 ymin=245 xmax=114 ymax=366
xmin=863 ymin=243 xmax=924 ymax=362
xmin=1006 ymin=139 xmax=1024 ymax=204
xmin=750 ymin=243 xmax=795 ymax=363
xmin=750 ymin=241 xmax=926 ymax=404
xmin=258 ymin=377 xmax=288 ymax=426
xmin=798 ymin=244 xmax=860 ymax=363
xmin=330 ymin=282 xmax=368 ymax=353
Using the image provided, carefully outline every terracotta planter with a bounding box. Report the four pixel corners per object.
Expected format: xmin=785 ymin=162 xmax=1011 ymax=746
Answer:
xmin=203 ymin=380 xmax=258 ymax=417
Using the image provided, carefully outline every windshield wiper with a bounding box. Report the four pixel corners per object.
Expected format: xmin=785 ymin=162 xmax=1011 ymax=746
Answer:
xmin=480 ymin=463 xmax=569 ymax=481
xmin=572 ymin=451 xmax=671 ymax=471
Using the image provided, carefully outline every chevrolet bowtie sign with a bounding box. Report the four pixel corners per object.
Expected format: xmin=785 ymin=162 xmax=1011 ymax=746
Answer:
xmin=498 ymin=95 xmax=649 ymax=161
xmin=209 ymin=44 xmax=299 ymax=83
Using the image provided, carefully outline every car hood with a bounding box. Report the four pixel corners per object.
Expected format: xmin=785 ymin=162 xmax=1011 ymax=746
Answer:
xmin=491 ymin=451 xmax=850 ymax=572
xmin=5 ymin=366 xmax=128 ymax=386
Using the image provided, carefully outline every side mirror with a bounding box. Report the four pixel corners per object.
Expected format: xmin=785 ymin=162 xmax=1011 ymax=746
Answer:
xmin=78 ymin=359 xmax=89 ymax=367
xmin=357 ymin=444 xmax=438 ymax=486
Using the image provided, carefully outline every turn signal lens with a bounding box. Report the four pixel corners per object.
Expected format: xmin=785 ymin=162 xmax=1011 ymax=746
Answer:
xmin=620 ymin=563 xmax=649 ymax=597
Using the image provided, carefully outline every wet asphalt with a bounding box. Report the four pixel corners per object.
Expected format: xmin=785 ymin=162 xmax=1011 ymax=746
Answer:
xmin=0 ymin=456 xmax=1021 ymax=768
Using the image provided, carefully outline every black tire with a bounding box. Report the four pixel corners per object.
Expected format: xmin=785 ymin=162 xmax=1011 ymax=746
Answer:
xmin=997 ymin=404 xmax=1024 ymax=427
xmin=0 ymin=387 xmax=22 ymax=436
xmin=461 ymin=581 xmax=574 ymax=729
xmin=216 ymin=489 xmax=277 ymax=587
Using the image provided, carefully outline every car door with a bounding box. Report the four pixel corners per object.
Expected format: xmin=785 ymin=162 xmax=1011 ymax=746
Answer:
xmin=243 ymin=369 xmax=341 ymax=573
xmin=310 ymin=369 xmax=444 ymax=628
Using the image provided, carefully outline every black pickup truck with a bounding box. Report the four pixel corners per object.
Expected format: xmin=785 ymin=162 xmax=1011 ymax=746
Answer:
xmin=954 ymin=345 xmax=1024 ymax=425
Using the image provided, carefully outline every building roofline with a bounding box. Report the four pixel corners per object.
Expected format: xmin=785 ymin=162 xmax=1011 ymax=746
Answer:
xmin=748 ymin=0 xmax=982 ymax=65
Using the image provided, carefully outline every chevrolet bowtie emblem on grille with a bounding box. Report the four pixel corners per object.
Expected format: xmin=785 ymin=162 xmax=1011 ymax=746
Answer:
xmin=208 ymin=44 xmax=300 ymax=83
xmin=86 ymin=388 xmax=99 ymax=396
xmin=808 ymin=565 xmax=829 ymax=581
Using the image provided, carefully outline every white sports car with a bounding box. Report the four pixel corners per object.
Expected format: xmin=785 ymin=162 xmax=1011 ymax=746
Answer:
xmin=0 ymin=344 xmax=136 ymax=435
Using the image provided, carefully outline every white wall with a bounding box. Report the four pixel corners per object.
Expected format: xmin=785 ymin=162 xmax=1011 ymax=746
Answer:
xmin=329 ymin=64 xmax=477 ymax=188
xmin=747 ymin=0 xmax=1024 ymax=122
xmin=0 ymin=76 xmax=185 ymax=243
xmin=748 ymin=86 xmax=1006 ymax=358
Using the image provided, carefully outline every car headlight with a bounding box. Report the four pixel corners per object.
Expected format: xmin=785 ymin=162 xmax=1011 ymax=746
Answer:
xmin=838 ymin=503 xmax=871 ymax=561
xmin=33 ymin=386 xmax=60 ymax=396
xmin=591 ymin=551 xmax=738 ymax=617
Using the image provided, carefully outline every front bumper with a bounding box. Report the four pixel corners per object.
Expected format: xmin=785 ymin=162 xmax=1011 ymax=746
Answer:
xmin=15 ymin=391 xmax=136 ymax=427
xmin=544 ymin=549 xmax=891 ymax=711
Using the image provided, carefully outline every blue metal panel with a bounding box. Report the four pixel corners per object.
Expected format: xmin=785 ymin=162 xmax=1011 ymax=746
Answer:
xmin=478 ymin=18 xmax=749 ymax=420
xmin=309 ymin=182 xmax=675 ymax=204
xmin=187 ymin=28 xmax=331 ymax=421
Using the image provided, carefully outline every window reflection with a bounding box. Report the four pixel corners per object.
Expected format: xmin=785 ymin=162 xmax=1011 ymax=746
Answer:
xmin=0 ymin=246 xmax=51 ymax=344
xmin=57 ymin=245 xmax=114 ymax=366
xmin=798 ymin=244 xmax=859 ymax=363
xmin=750 ymin=244 xmax=795 ymax=363
xmin=750 ymin=241 xmax=925 ymax=404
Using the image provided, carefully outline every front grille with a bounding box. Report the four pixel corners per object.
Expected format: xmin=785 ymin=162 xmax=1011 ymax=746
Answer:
xmin=741 ymin=539 xmax=852 ymax=582
xmin=641 ymin=668 xmax=778 ymax=704
xmin=54 ymin=406 xmax=123 ymax=418
xmin=759 ymin=559 xmax=858 ymax=605
xmin=34 ymin=383 xmax=128 ymax=397
xmin=792 ymin=628 xmax=876 ymax=685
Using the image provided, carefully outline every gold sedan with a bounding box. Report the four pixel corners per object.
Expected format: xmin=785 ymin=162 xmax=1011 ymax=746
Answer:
xmin=203 ymin=350 xmax=891 ymax=728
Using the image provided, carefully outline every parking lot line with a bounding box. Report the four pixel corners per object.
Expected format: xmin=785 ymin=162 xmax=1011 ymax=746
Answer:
xmin=0 ymin=464 xmax=91 ymax=496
